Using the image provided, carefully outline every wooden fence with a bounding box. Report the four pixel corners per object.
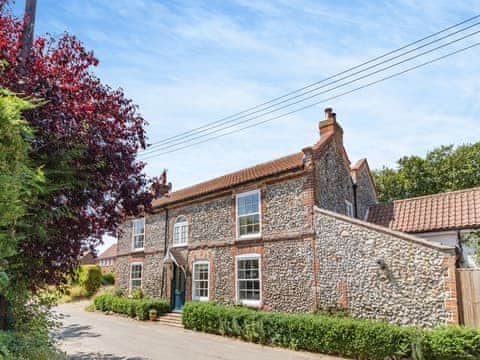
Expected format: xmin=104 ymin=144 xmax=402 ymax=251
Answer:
xmin=457 ymin=269 xmax=480 ymax=328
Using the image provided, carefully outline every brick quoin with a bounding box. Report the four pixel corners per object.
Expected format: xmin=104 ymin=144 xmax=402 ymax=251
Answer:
xmin=443 ymin=255 xmax=459 ymax=324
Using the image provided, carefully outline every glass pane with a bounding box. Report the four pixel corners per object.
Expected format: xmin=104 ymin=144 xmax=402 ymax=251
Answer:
xmin=133 ymin=219 xmax=144 ymax=236
xmin=134 ymin=234 xmax=144 ymax=249
xmin=238 ymin=193 xmax=259 ymax=215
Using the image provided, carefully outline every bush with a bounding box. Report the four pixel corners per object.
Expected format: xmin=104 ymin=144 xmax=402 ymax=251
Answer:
xmin=420 ymin=326 xmax=480 ymax=360
xmin=131 ymin=287 xmax=143 ymax=299
xmin=93 ymin=293 xmax=169 ymax=320
xmin=182 ymin=302 xmax=480 ymax=360
xmin=101 ymin=272 xmax=115 ymax=286
xmin=79 ymin=265 xmax=102 ymax=296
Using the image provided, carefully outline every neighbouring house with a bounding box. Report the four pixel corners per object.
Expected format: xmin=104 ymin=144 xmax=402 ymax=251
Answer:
xmin=367 ymin=187 xmax=480 ymax=269
xmin=115 ymin=108 xmax=458 ymax=327
xmin=79 ymin=250 xmax=96 ymax=265
xmin=97 ymin=244 xmax=118 ymax=273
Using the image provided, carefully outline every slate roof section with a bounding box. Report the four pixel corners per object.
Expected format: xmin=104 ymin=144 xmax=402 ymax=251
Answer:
xmin=98 ymin=244 xmax=117 ymax=259
xmin=367 ymin=187 xmax=480 ymax=233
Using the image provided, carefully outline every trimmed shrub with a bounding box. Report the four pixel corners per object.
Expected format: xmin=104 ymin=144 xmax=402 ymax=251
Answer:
xmin=131 ymin=287 xmax=143 ymax=299
xmin=101 ymin=272 xmax=115 ymax=286
xmin=93 ymin=293 xmax=169 ymax=320
xmin=421 ymin=326 xmax=480 ymax=360
xmin=79 ymin=265 xmax=102 ymax=296
xmin=182 ymin=302 xmax=480 ymax=360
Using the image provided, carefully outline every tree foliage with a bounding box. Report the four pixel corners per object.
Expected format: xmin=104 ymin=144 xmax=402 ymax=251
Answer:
xmin=373 ymin=143 xmax=480 ymax=202
xmin=0 ymin=1 xmax=156 ymax=290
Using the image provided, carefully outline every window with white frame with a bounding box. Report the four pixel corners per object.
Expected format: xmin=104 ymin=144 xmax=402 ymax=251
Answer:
xmin=130 ymin=263 xmax=142 ymax=290
xmin=173 ymin=215 xmax=188 ymax=247
xmin=132 ymin=218 xmax=145 ymax=250
xmin=236 ymin=255 xmax=261 ymax=306
xmin=236 ymin=190 xmax=261 ymax=238
xmin=345 ymin=200 xmax=354 ymax=218
xmin=192 ymin=261 xmax=209 ymax=301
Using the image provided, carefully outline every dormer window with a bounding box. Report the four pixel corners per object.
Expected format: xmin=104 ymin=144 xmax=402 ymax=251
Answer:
xmin=236 ymin=190 xmax=261 ymax=239
xmin=173 ymin=215 xmax=188 ymax=247
xmin=132 ymin=218 xmax=145 ymax=250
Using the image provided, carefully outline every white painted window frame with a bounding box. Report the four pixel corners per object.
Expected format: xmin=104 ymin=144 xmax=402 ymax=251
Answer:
xmin=130 ymin=262 xmax=143 ymax=291
xmin=235 ymin=254 xmax=262 ymax=308
xmin=345 ymin=200 xmax=354 ymax=218
xmin=173 ymin=215 xmax=188 ymax=247
xmin=192 ymin=260 xmax=210 ymax=301
xmin=236 ymin=189 xmax=262 ymax=240
xmin=132 ymin=218 xmax=145 ymax=251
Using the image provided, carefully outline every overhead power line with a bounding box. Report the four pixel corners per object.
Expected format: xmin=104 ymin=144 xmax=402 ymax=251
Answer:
xmin=139 ymin=14 xmax=480 ymax=156
xmin=138 ymin=40 xmax=480 ymax=160
xmin=138 ymin=25 xmax=480 ymax=157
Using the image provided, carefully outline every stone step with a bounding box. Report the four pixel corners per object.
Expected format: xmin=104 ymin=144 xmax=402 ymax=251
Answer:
xmin=158 ymin=313 xmax=183 ymax=328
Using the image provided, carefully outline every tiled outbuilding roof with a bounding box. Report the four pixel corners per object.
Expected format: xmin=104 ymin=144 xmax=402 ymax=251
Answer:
xmin=367 ymin=187 xmax=480 ymax=233
xmin=98 ymin=244 xmax=117 ymax=259
xmin=152 ymin=152 xmax=306 ymax=207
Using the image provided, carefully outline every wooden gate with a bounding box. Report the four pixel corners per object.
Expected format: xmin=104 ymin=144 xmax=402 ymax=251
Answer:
xmin=457 ymin=269 xmax=480 ymax=328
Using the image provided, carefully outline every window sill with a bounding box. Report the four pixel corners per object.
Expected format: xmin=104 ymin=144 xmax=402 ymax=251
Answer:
xmin=238 ymin=300 xmax=261 ymax=308
xmin=237 ymin=234 xmax=261 ymax=241
xmin=132 ymin=248 xmax=144 ymax=253
xmin=193 ymin=297 xmax=209 ymax=302
xmin=172 ymin=243 xmax=188 ymax=248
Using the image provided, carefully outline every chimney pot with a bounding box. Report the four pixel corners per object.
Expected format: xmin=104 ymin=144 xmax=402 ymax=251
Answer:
xmin=324 ymin=107 xmax=333 ymax=119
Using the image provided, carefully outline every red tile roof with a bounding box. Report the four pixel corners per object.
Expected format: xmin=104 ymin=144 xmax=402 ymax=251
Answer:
xmin=98 ymin=244 xmax=117 ymax=259
xmin=367 ymin=187 xmax=480 ymax=233
xmin=152 ymin=152 xmax=306 ymax=207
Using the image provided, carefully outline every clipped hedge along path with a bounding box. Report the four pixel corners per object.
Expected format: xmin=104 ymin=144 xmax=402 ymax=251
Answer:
xmin=94 ymin=293 xmax=170 ymax=321
xmin=182 ymin=302 xmax=480 ymax=360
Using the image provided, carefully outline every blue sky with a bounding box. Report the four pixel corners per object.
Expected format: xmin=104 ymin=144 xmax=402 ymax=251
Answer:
xmin=12 ymin=1 xmax=480 ymax=251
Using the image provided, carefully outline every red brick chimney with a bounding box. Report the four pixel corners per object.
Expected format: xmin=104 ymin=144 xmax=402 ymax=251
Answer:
xmin=319 ymin=107 xmax=343 ymax=147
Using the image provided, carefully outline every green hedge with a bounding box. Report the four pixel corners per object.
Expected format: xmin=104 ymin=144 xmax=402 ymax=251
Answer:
xmin=182 ymin=302 xmax=480 ymax=360
xmin=93 ymin=293 xmax=169 ymax=320
xmin=79 ymin=265 xmax=102 ymax=296
xmin=101 ymin=272 xmax=115 ymax=286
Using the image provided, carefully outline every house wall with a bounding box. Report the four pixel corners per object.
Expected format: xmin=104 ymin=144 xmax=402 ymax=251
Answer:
xmin=314 ymin=140 xmax=354 ymax=215
xmin=354 ymin=165 xmax=377 ymax=219
xmin=115 ymin=173 xmax=314 ymax=298
xmin=417 ymin=230 xmax=478 ymax=269
xmin=314 ymin=207 xmax=458 ymax=327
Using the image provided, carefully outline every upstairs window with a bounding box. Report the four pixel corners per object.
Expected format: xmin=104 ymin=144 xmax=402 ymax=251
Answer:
xmin=132 ymin=218 xmax=145 ymax=250
xmin=130 ymin=263 xmax=142 ymax=290
xmin=173 ymin=215 xmax=188 ymax=247
xmin=345 ymin=200 xmax=354 ymax=218
xmin=236 ymin=190 xmax=261 ymax=238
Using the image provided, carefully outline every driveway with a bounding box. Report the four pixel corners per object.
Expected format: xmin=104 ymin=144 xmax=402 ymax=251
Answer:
xmin=56 ymin=301 xmax=344 ymax=360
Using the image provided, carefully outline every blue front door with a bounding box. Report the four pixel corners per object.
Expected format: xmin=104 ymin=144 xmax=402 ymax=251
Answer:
xmin=172 ymin=265 xmax=185 ymax=311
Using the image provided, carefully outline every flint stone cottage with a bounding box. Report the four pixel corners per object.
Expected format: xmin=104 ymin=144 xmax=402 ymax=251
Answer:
xmin=115 ymin=109 xmax=459 ymax=327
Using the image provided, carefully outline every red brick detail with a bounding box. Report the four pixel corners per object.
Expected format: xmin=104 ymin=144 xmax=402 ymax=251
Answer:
xmin=187 ymin=249 xmax=215 ymax=301
xmin=337 ymin=280 xmax=348 ymax=309
xmin=230 ymin=246 xmax=265 ymax=304
xmin=443 ymin=255 xmax=459 ymax=324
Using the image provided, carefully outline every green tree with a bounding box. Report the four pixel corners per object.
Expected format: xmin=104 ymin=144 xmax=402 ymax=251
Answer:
xmin=373 ymin=143 xmax=480 ymax=202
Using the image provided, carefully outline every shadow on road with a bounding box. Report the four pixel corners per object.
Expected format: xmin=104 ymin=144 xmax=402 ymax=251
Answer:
xmin=60 ymin=323 xmax=101 ymax=339
xmin=68 ymin=353 xmax=147 ymax=360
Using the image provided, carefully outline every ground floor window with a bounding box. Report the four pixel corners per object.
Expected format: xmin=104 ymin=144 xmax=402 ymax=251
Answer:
xmin=192 ymin=261 xmax=209 ymax=301
xmin=130 ymin=263 xmax=142 ymax=290
xmin=236 ymin=254 xmax=261 ymax=306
